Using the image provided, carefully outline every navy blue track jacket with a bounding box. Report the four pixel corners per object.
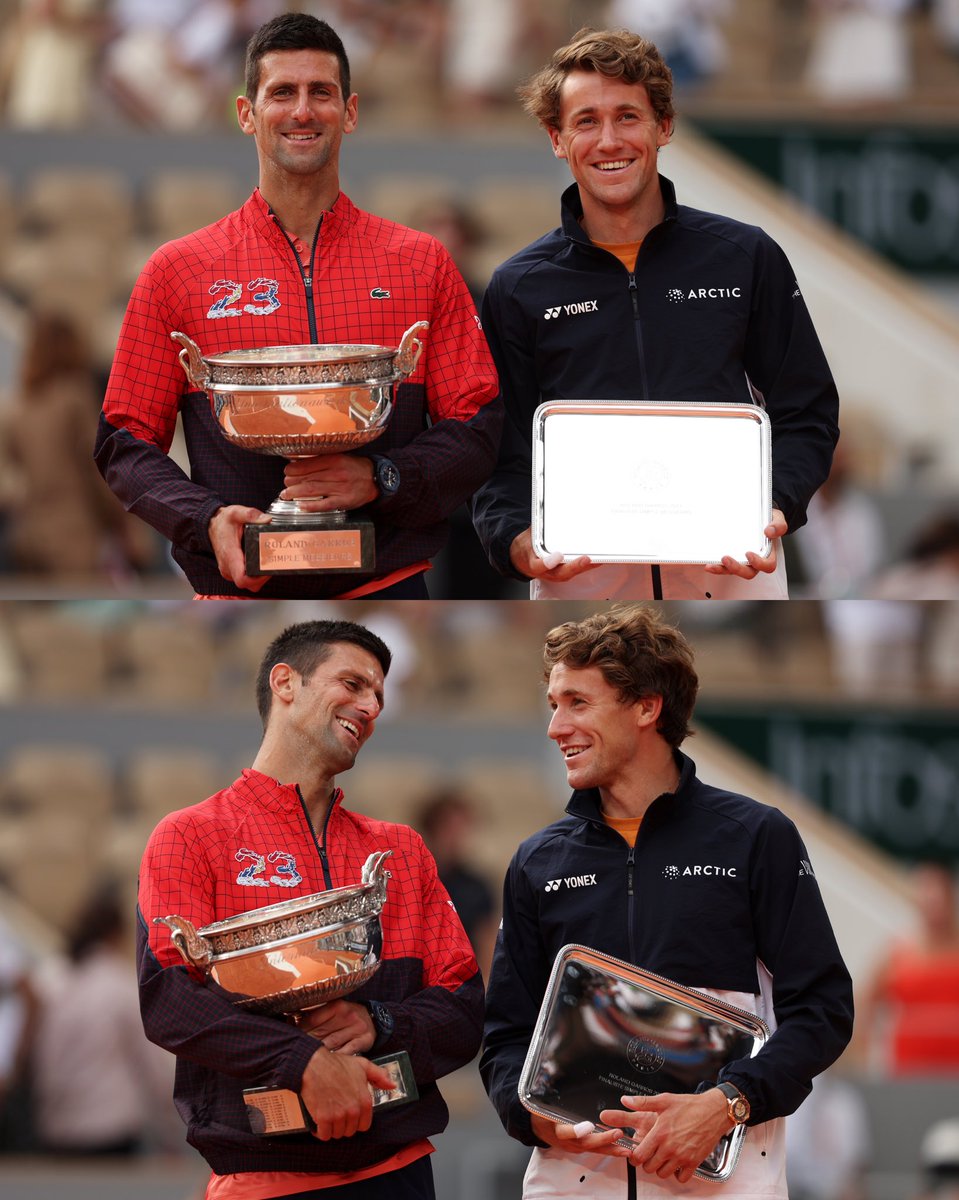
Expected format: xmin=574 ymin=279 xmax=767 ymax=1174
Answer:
xmin=472 ymin=177 xmax=840 ymax=580
xmin=480 ymin=751 xmax=854 ymax=1147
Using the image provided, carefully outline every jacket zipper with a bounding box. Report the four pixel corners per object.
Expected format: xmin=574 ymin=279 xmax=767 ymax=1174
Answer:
xmin=626 ymin=842 xmax=637 ymax=962
xmin=627 ymin=269 xmax=662 ymax=599
xmin=277 ymin=216 xmax=323 ymax=343
xmin=297 ymin=785 xmax=333 ymax=888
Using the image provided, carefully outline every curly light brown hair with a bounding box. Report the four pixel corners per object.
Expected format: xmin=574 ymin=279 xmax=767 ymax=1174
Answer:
xmin=519 ymin=27 xmax=675 ymax=132
xmin=543 ymin=605 xmax=697 ymax=748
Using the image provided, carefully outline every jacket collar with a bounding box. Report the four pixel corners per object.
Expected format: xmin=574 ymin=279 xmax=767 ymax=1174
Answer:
xmin=559 ymin=174 xmax=679 ymax=244
xmin=246 ymin=187 xmax=359 ymax=249
xmin=235 ymin=767 xmax=345 ymax=815
xmin=565 ymin=747 xmax=695 ymax=824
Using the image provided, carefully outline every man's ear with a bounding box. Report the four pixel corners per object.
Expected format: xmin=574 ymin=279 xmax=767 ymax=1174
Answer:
xmin=548 ymin=126 xmax=568 ymax=161
xmin=237 ymin=94 xmax=255 ymax=136
xmin=269 ymin=661 xmax=297 ymax=707
xmin=633 ymin=694 xmax=664 ymax=731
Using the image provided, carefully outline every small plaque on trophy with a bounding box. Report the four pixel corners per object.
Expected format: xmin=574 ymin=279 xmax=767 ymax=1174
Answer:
xmin=518 ymin=944 xmax=768 ymax=1183
xmin=243 ymin=1051 xmax=418 ymax=1136
xmin=532 ymin=400 xmax=772 ymax=565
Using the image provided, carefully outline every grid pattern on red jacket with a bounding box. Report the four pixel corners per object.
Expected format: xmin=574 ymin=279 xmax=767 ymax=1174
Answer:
xmin=143 ymin=770 xmax=477 ymax=995
xmin=96 ymin=190 xmax=502 ymax=596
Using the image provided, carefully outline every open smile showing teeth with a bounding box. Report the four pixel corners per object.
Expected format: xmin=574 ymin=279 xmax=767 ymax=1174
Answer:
xmin=563 ymin=746 xmax=588 ymax=759
xmin=595 ymin=160 xmax=631 ymax=171
xmin=337 ymin=718 xmax=360 ymax=739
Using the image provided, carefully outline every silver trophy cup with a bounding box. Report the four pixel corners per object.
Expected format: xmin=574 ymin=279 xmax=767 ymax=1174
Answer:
xmin=156 ymin=851 xmax=416 ymax=1134
xmin=171 ymin=321 xmax=428 ymax=575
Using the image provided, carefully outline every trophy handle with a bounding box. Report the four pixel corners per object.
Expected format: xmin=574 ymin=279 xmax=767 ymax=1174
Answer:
xmin=155 ymin=914 xmax=214 ymax=969
xmin=361 ymin=849 xmax=393 ymax=886
xmin=395 ymin=322 xmax=429 ymax=378
xmin=170 ymin=331 xmax=210 ymax=389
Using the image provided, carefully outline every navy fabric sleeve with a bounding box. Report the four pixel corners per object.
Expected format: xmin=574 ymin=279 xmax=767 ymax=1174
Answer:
xmin=721 ymin=812 xmax=854 ymax=1123
xmin=744 ymin=236 xmax=840 ymax=534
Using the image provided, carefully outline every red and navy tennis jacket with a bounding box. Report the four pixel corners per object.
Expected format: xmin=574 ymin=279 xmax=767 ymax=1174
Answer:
xmin=138 ymin=769 xmax=484 ymax=1175
xmin=96 ymin=189 xmax=502 ymax=596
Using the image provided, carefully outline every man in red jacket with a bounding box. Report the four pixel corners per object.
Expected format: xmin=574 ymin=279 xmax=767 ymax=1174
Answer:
xmin=96 ymin=13 xmax=501 ymax=599
xmin=138 ymin=618 xmax=484 ymax=1199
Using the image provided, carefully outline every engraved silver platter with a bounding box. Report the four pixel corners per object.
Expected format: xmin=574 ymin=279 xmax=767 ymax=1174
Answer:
xmin=519 ymin=944 xmax=769 ymax=1183
xmin=532 ymin=400 xmax=772 ymax=564
xmin=156 ymin=850 xmax=392 ymax=1015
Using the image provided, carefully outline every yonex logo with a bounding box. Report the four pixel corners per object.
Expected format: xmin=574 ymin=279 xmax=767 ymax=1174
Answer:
xmin=798 ymin=859 xmax=816 ymax=878
xmin=544 ymin=300 xmax=599 ymax=320
xmin=545 ymin=874 xmax=598 ymax=892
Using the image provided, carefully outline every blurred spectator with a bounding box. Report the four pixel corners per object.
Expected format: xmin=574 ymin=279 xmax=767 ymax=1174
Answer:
xmin=606 ymin=0 xmax=731 ymax=88
xmin=868 ymin=511 xmax=959 ymax=599
xmin=0 ymin=309 xmax=155 ymax=581
xmin=787 ymin=444 xmax=883 ymax=597
xmin=861 ymin=861 xmax=959 ymax=1076
xmin=790 ymin=442 xmax=887 ymax=598
xmin=29 ymin=881 xmax=176 ymax=1156
xmin=931 ymin=0 xmax=959 ymax=53
xmin=101 ymin=0 xmax=285 ymax=131
xmin=409 ymin=196 xmax=488 ymax=304
xmin=916 ymin=1117 xmax=959 ymax=1199
xmin=0 ymin=912 xmax=39 ymax=1152
xmin=415 ymin=786 xmax=498 ymax=979
xmin=0 ymin=0 xmax=105 ymax=129
xmin=443 ymin=0 xmax=552 ymax=113
xmin=785 ymin=1067 xmax=871 ymax=1200
xmin=804 ymin=0 xmax=914 ymax=103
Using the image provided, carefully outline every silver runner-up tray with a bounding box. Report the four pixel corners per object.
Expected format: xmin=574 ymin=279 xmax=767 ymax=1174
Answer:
xmin=532 ymin=400 xmax=772 ymax=564
xmin=518 ymin=945 xmax=769 ymax=1183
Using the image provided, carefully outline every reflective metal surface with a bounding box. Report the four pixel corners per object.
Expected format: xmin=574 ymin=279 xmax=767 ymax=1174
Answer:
xmin=156 ymin=850 xmax=392 ymax=1015
xmin=519 ymin=944 xmax=768 ymax=1183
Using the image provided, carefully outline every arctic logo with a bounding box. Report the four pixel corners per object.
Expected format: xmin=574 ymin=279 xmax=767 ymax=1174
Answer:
xmin=663 ymin=864 xmax=738 ymax=879
xmin=799 ymin=859 xmax=816 ymax=878
xmin=545 ymin=874 xmax=598 ymax=892
xmin=370 ymin=287 xmax=391 ymax=299
xmin=544 ymin=300 xmax=599 ymax=320
xmin=671 ymin=286 xmax=743 ymax=302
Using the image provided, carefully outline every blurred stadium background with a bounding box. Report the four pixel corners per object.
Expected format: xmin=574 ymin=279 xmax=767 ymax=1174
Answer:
xmin=0 ymin=0 xmax=957 ymax=1197
xmin=0 ymin=0 xmax=957 ymax=598
xmin=0 ymin=596 xmax=957 ymax=1198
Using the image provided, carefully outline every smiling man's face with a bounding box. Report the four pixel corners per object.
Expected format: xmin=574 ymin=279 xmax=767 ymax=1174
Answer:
xmin=237 ymin=49 xmax=357 ymax=180
xmin=548 ymin=69 xmax=671 ymax=222
xmin=286 ymin=642 xmax=384 ymax=777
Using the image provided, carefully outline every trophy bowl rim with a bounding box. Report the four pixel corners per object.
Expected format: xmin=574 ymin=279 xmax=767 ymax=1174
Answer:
xmin=204 ymin=911 xmax=381 ymax=964
xmin=197 ymin=880 xmax=382 ymax=940
xmin=203 ymin=342 xmax=399 ymax=367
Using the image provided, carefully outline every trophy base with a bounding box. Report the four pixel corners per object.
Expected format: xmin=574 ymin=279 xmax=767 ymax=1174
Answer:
xmin=245 ymin=510 xmax=375 ymax=575
xmin=243 ymin=1051 xmax=418 ymax=1136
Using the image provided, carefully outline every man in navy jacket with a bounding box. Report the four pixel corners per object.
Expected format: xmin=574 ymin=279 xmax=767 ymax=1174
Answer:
xmin=471 ymin=27 xmax=839 ymax=600
xmin=481 ymin=605 xmax=853 ymax=1197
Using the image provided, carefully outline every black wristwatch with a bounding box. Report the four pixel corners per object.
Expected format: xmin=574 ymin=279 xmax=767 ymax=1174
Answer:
xmin=366 ymin=1000 xmax=395 ymax=1044
xmin=717 ymin=1081 xmax=750 ymax=1126
xmin=370 ymin=455 xmax=400 ymax=497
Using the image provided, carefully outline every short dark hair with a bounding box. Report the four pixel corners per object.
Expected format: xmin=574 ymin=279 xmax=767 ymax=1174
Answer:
xmin=255 ymin=620 xmax=391 ymax=728
xmin=520 ymin=26 xmax=674 ymax=132
xmin=245 ymin=13 xmax=351 ymax=101
xmin=543 ymin=605 xmax=697 ymax=748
